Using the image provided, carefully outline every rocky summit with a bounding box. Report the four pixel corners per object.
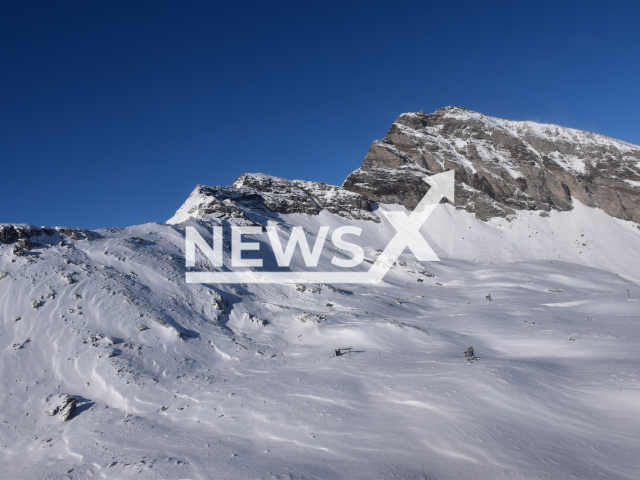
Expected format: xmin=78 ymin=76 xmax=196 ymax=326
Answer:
xmin=344 ymin=106 xmax=640 ymax=221
xmin=4 ymin=107 xmax=640 ymax=243
xmin=168 ymin=107 xmax=640 ymax=226
xmin=167 ymin=172 xmax=378 ymax=225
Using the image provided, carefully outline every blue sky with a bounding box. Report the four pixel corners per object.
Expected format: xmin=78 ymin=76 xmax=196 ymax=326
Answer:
xmin=2 ymin=1 xmax=639 ymax=229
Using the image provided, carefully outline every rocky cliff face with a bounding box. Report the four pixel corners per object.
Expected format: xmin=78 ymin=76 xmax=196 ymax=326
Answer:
xmin=0 ymin=224 xmax=92 ymax=250
xmin=167 ymin=107 xmax=640 ymax=225
xmin=343 ymin=107 xmax=640 ymax=221
xmin=167 ymin=173 xmax=377 ymax=225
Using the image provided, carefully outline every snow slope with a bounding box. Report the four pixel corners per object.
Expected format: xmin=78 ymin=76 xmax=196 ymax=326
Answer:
xmin=1 ymin=199 xmax=640 ymax=478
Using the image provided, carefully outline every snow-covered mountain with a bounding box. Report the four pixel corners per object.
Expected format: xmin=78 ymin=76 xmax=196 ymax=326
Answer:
xmin=344 ymin=106 xmax=640 ymax=221
xmin=1 ymin=108 xmax=640 ymax=479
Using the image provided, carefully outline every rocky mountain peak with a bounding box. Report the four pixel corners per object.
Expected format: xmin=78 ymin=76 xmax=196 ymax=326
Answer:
xmin=167 ymin=173 xmax=377 ymax=225
xmin=167 ymin=107 xmax=640 ymax=226
xmin=344 ymin=107 xmax=640 ymax=221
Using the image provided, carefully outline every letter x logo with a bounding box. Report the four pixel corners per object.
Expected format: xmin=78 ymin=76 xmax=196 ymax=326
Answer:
xmin=366 ymin=170 xmax=455 ymax=281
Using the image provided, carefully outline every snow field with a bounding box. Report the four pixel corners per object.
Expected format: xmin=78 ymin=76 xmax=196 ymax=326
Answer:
xmin=1 ymin=201 xmax=639 ymax=478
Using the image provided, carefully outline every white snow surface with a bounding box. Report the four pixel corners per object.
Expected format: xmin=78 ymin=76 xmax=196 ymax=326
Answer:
xmin=1 ymin=201 xmax=640 ymax=479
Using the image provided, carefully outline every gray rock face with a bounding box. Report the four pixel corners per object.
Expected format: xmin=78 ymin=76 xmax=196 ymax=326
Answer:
xmin=0 ymin=225 xmax=51 ymax=244
xmin=45 ymin=395 xmax=77 ymax=421
xmin=293 ymin=180 xmax=379 ymax=222
xmin=169 ymin=173 xmax=375 ymax=224
xmin=170 ymin=110 xmax=640 ymax=225
xmin=343 ymin=107 xmax=640 ymax=221
xmin=343 ymin=166 xmax=435 ymax=212
xmin=233 ymin=173 xmax=322 ymax=215
xmin=59 ymin=396 xmax=77 ymax=421
xmin=0 ymin=224 xmax=91 ymax=245
xmin=175 ymin=184 xmax=259 ymax=225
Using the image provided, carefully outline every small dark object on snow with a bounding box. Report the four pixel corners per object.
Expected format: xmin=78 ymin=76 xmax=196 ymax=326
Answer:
xmin=486 ymin=294 xmax=492 ymax=302
xmin=59 ymin=397 xmax=77 ymax=421
xmin=464 ymin=347 xmax=475 ymax=363
xmin=335 ymin=346 xmax=353 ymax=357
xmin=46 ymin=395 xmax=78 ymax=421
xmin=45 ymin=406 xmax=59 ymax=416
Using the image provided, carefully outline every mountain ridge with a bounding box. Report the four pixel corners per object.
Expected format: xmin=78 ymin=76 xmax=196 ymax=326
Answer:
xmin=2 ymin=107 xmax=639 ymax=237
xmin=343 ymin=106 xmax=640 ymax=221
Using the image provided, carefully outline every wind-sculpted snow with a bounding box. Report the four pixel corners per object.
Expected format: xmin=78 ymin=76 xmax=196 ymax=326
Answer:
xmin=1 ymin=195 xmax=640 ymax=478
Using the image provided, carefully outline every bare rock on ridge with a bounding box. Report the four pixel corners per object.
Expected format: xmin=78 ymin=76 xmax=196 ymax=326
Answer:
xmin=168 ymin=173 xmax=376 ymax=224
xmin=293 ymin=180 xmax=379 ymax=222
xmin=343 ymin=106 xmax=640 ymax=221
xmin=0 ymin=224 xmax=93 ymax=246
xmin=232 ymin=173 xmax=322 ymax=215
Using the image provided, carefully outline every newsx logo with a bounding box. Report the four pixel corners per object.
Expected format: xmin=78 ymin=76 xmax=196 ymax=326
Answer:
xmin=187 ymin=225 xmax=367 ymax=269
xmin=185 ymin=170 xmax=454 ymax=284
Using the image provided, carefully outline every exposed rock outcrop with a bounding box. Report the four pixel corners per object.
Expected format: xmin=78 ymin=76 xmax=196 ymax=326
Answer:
xmin=171 ymin=108 xmax=640 ymax=225
xmin=343 ymin=107 xmax=640 ymax=221
xmin=168 ymin=173 xmax=376 ymax=224
xmin=0 ymin=224 xmax=92 ymax=246
xmin=0 ymin=225 xmax=54 ymax=244
xmin=45 ymin=395 xmax=77 ymax=421
xmin=293 ymin=180 xmax=379 ymax=222
xmin=232 ymin=173 xmax=322 ymax=215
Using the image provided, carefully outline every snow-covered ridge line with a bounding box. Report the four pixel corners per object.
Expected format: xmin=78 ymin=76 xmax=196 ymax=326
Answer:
xmin=434 ymin=106 xmax=640 ymax=149
xmin=344 ymin=106 xmax=640 ymax=223
xmin=168 ymin=172 xmax=378 ymax=225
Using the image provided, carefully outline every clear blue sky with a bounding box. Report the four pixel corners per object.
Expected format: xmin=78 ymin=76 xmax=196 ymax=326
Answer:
xmin=2 ymin=1 xmax=639 ymax=229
